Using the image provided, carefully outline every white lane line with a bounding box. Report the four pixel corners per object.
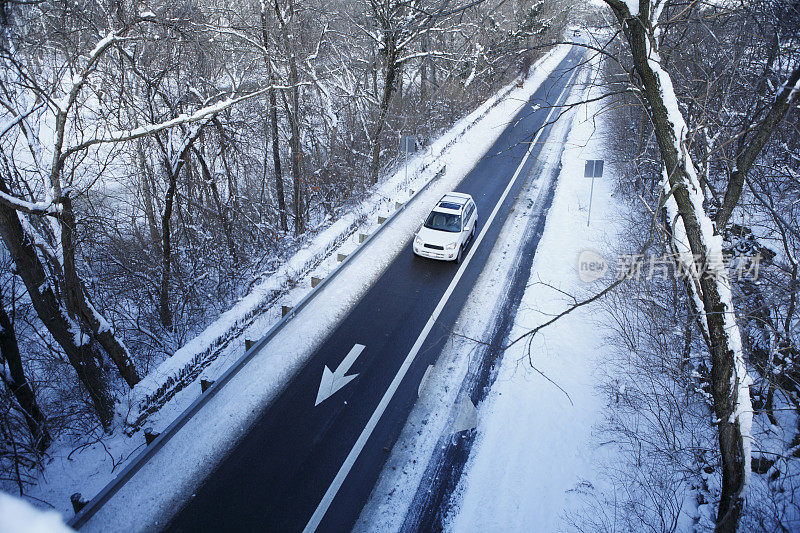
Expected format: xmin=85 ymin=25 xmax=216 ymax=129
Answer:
xmin=303 ymin=63 xmax=579 ymax=533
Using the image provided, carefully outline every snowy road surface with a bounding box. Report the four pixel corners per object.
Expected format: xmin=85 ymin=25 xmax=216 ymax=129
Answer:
xmin=357 ymin=50 xmax=612 ymax=532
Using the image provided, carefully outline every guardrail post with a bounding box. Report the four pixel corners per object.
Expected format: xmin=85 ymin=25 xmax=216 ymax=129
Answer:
xmin=245 ymin=338 xmax=255 ymax=351
xmin=395 ymin=201 xmax=403 ymax=210
xmin=282 ymin=305 xmax=292 ymax=317
xmin=359 ymin=233 xmax=368 ymax=243
xmin=144 ymin=427 xmax=160 ymax=446
xmin=378 ymin=215 xmax=387 ymax=224
xmin=337 ymin=253 xmax=347 ymax=262
xmin=311 ymin=276 xmax=322 ymax=288
xmin=200 ymin=379 xmax=214 ymax=392
xmin=71 ymin=493 xmax=88 ymax=514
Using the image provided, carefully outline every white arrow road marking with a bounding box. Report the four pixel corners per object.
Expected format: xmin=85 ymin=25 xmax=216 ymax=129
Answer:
xmin=451 ymin=394 xmax=478 ymax=434
xmin=315 ymin=344 xmax=366 ymax=406
xmin=303 ymin=63 xmax=579 ymax=533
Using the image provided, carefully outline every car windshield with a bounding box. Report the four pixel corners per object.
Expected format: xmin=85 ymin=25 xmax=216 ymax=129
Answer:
xmin=424 ymin=211 xmax=461 ymax=233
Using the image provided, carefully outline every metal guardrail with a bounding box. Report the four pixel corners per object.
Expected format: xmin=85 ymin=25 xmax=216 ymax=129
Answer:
xmin=68 ymin=164 xmax=445 ymax=529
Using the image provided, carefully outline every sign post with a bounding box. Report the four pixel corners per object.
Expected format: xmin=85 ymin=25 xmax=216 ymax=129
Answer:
xmin=584 ymin=159 xmax=604 ymax=226
xmin=400 ymin=135 xmax=416 ymax=188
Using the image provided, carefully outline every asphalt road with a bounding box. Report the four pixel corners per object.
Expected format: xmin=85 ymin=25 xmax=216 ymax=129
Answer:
xmin=399 ymin=97 xmax=570 ymax=533
xmin=164 ymin=47 xmax=583 ymax=533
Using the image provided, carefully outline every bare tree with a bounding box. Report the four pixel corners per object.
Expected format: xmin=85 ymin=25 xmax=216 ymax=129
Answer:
xmin=0 ymin=13 xmax=270 ymax=426
xmin=261 ymin=1 xmax=289 ymax=232
xmin=364 ymin=0 xmax=486 ymax=183
xmin=588 ymin=1 xmax=800 ymax=528
xmin=272 ymin=0 xmax=307 ymax=234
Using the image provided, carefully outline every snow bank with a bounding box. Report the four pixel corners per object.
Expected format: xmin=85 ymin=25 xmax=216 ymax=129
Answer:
xmin=0 ymin=492 xmax=73 ymax=533
xmin=125 ymin=210 xmax=368 ymax=429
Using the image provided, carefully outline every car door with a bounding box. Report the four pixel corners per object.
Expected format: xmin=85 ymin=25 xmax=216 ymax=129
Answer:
xmin=461 ymin=202 xmax=475 ymax=245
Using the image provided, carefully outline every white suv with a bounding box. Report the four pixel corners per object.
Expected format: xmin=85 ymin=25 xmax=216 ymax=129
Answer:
xmin=413 ymin=192 xmax=478 ymax=263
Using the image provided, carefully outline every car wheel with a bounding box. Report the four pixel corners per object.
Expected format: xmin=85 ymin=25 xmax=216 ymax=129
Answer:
xmin=455 ymin=245 xmax=463 ymax=264
xmin=470 ymin=222 xmax=476 ymax=241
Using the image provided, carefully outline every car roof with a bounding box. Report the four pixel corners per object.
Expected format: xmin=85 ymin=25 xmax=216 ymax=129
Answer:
xmin=435 ymin=192 xmax=472 ymax=213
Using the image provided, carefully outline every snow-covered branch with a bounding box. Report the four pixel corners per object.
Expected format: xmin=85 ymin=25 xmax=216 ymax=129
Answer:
xmin=60 ymin=85 xmax=294 ymax=161
xmin=55 ymin=31 xmax=120 ymax=115
xmin=0 ymin=191 xmax=60 ymax=216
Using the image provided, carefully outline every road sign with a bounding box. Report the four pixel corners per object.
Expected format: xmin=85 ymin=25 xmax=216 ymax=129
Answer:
xmin=400 ymin=135 xmax=417 ymax=153
xmin=400 ymin=135 xmax=417 ymax=188
xmin=585 ymin=159 xmax=604 ymax=226
xmin=584 ymin=159 xmax=604 ymax=178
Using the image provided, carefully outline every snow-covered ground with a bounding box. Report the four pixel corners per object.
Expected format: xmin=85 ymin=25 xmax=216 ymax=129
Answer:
xmin=357 ymin=53 xmax=623 ymax=532
xmin=11 ymin=46 xmax=572 ymax=527
xmin=446 ymin=62 xmax=618 ymax=532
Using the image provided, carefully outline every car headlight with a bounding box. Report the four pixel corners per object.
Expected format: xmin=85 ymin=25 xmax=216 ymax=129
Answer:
xmin=445 ymin=242 xmax=457 ymax=250
xmin=415 ymin=235 xmax=423 ymax=245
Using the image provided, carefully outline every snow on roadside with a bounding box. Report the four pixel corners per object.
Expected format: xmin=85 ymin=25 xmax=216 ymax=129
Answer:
xmin=443 ymin=56 xmax=622 ymax=532
xmin=21 ymin=46 xmax=572 ymax=523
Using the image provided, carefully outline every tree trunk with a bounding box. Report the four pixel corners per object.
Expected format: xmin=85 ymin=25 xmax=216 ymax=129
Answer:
xmin=369 ymin=32 xmax=400 ymax=184
xmin=60 ymin=196 xmax=140 ymax=388
xmin=604 ymin=2 xmax=753 ymax=530
xmin=158 ymin=126 xmax=206 ymax=330
xmin=270 ymin=85 xmax=288 ymax=232
xmin=420 ymin=34 xmax=428 ymax=106
xmin=274 ymin=0 xmax=305 ymax=235
xmin=0 ymin=193 xmax=116 ymax=429
xmin=289 ymin=78 xmax=304 ymax=236
xmin=159 ymin=159 xmax=177 ymax=330
xmin=261 ymin=5 xmax=288 ymax=232
xmin=193 ymin=147 xmax=239 ymax=265
xmin=137 ymin=141 xmax=162 ymax=249
xmin=47 ymin=98 xmax=142 ymax=389
xmin=0 ymin=295 xmax=51 ymax=452
xmin=214 ymin=122 xmax=239 ymax=228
